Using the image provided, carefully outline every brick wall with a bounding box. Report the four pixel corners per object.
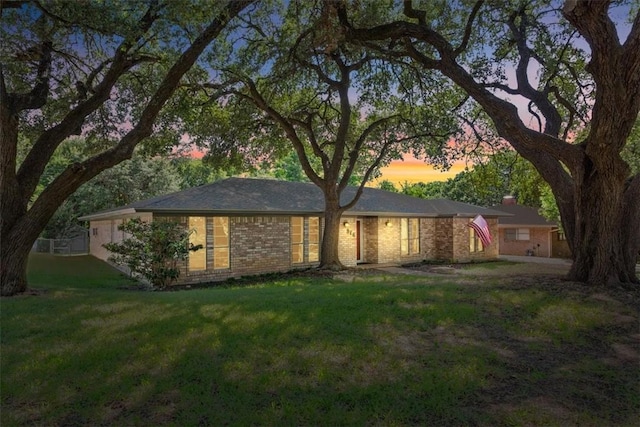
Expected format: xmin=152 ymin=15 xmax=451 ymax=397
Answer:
xmin=451 ymin=217 xmax=498 ymax=261
xmin=427 ymin=217 xmax=499 ymax=262
xmin=551 ymin=231 xmax=571 ymax=258
xmin=499 ymin=227 xmax=552 ymax=257
xmin=338 ymin=216 xmax=357 ymax=267
xmin=92 ymin=212 xmax=501 ymax=285
xmin=363 ymin=217 xmax=379 ymax=263
xmin=169 ymin=215 xmax=323 ymax=284
xmin=364 ymin=217 xmax=434 ymax=265
xmin=421 ymin=218 xmax=437 ymax=260
xmin=435 ymin=218 xmax=454 ymax=259
xmin=375 ymin=217 xmax=400 ymax=263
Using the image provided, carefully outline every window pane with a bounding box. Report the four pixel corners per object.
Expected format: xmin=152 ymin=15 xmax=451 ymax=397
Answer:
xmin=410 ymin=239 xmax=419 ymax=254
xmin=189 ymin=217 xmax=206 ymax=271
xmin=308 ymin=244 xmax=319 ymax=262
xmin=470 ymin=228 xmax=476 ymax=252
xmin=308 ymin=217 xmax=319 ymax=262
xmin=401 ymin=218 xmax=408 ymax=255
xmin=214 ymin=217 xmax=229 ymax=247
xmin=291 ymin=217 xmax=303 ymax=263
xmin=292 ymin=245 xmax=303 ymax=264
xmin=213 ymin=247 xmax=229 ymax=269
xmin=518 ymin=228 xmax=530 ymax=240
xmin=410 ymin=218 xmax=420 ymax=254
xmin=291 ymin=217 xmax=303 ymax=244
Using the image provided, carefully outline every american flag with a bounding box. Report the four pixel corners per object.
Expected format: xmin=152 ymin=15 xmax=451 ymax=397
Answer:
xmin=468 ymin=215 xmax=492 ymax=247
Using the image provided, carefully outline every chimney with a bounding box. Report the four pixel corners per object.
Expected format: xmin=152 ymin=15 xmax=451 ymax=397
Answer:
xmin=502 ymin=195 xmax=516 ymax=205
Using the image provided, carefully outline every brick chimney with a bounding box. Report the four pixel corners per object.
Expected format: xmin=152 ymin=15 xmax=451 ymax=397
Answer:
xmin=502 ymin=195 xmax=517 ymax=205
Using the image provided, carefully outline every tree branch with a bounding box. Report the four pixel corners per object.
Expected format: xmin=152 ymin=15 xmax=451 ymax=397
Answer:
xmin=10 ymin=41 xmax=53 ymax=111
xmin=340 ymin=139 xmax=393 ymax=211
xmin=236 ymin=77 xmax=325 ymax=185
xmin=25 ymin=0 xmax=256 ymax=227
xmin=339 ymin=114 xmax=400 ymax=191
xmin=15 ymin=1 xmax=163 ymax=200
xmin=453 ymin=0 xmax=485 ymax=57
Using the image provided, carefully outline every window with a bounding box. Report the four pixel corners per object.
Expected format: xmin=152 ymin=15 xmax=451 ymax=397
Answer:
xmin=505 ymin=228 xmax=530 ymax=241
xmin=291 ymin=217 xmax=321 ymax=264
xmin=189 ymin=217 xmax=206 ymax=271
xmin=291 ymin=217 xmax=304 ymax=264
xmin=401 ymin=218 xmax=420 ymax=255
xmin=557 ymin=231 xmax=566 ymax=241
xmin=469 ymin=227 xmax=484 ymax=253
xmin=188 ymin=216 xmax=230 ymax=272
xmin=308 ymin=217 xmax=320 ymax=262
xmin=213 ymin=217 xmax=230 ymax=269
xmin=92 ymin=227 xmax=98 ymax=236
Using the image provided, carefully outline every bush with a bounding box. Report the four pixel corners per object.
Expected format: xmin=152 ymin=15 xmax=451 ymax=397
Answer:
xmin=104 ymin=218 xmax=201 ymax=289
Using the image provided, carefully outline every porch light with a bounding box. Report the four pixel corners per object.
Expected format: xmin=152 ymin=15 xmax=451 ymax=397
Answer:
xmin=343 ymin=221 xmax=350 ymax=228
xmin=385 ymin=220 xmax=392 ymax=227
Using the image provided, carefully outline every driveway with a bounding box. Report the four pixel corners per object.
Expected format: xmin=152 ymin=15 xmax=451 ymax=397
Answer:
xmin=500 ymin=255 xmax=640 ymax=274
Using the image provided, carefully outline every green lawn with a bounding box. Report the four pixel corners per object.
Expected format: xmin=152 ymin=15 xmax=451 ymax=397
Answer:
xmin=1 ymin=254 xmax=638 ymax=426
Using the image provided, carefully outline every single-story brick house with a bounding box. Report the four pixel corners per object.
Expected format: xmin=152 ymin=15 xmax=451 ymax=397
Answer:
xmin=80 ymin=177 xmax=508 ymax=285
xmin=491 ymin=196 xmax=571 ymax=258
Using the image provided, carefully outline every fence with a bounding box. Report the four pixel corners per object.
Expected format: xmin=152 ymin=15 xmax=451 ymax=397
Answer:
xmin=32 ymin=234 xmax=89 ymax=255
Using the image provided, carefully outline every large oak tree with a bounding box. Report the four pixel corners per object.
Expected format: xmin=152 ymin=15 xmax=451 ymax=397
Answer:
xmin=193 ymin=1 xmax=463 ymax=269
xmin=340 ymin=0 xmax=640 ymax=286
xmin=1 ymin=0 xmax=254 ymax=295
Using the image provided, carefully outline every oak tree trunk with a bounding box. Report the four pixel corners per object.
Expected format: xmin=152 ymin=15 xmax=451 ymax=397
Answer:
xmin=566 ymin=158 xmax=640 ymax=286
xmin=319 ymin=193 xmax=345 ymax=270
xmin=1 ymin=182 xmax=66 ymax=295
xmin=0 ymin=233 xmax=32 ymax=296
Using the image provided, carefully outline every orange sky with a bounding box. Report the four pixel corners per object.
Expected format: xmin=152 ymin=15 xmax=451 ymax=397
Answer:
xmin=374 ymin=154 xmax=466 ymax=187
xmin=185 ymin=149 xmax=465 ymax=187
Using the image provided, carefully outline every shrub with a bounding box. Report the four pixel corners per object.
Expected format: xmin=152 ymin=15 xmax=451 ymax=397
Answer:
xmin=104 ymin=218 xmax=201 ymax=289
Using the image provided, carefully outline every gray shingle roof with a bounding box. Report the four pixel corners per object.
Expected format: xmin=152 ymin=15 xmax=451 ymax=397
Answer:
xmin=80 ymin=177 xmax=510 ymax=220
xmin=490 ymin=204 xmax=557 ymax=227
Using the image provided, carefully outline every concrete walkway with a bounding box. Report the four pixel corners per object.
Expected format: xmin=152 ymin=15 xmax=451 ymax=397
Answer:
xmin=499 ymin=256 xmax=639 ymax=273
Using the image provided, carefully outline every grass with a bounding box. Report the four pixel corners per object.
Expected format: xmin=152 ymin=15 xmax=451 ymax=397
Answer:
xmin=1 ymin=254 xmax=638 ymax=426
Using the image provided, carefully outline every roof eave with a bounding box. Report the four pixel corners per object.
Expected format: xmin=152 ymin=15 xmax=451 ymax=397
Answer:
xmin=78 ymin=208 xmax=138 ymax=221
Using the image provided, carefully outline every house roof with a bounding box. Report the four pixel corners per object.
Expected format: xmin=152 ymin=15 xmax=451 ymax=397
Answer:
xmin=490 ymin=204 xmax=557 ymax=227
xmin=80 ymin=177 xmax=510 ymax=221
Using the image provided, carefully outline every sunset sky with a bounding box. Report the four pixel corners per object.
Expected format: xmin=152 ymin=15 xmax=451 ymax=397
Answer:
xmin=187 ymin=147 xmax=467 ymax=186
xmin=374 ymin=154 xmax=467 ymax=187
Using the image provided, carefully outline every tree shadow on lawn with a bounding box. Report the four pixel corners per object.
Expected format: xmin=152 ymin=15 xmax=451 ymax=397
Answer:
xmin=471 ymin=281 xmax=639 ymax=425
xmin=3 ymin=268 xmax=639 ymax=426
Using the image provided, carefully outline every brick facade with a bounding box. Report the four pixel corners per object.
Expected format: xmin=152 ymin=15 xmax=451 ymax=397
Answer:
xmin=163 ymin=215 xmax=322 ymax=284
xmin=90 ymin=213 xmax=500 ymax=286
xmin=451 ymin=217 xmax=499 ymax=262
xmin=498 ymin=226 xmax=552 ymax=257
xmin=551 ymin=230 xmax=571 ymax=258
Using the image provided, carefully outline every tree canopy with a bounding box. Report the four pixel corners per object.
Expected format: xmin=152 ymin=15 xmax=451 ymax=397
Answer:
xmin=2 ymin=0 xmax=638 ymax=293
xmin=1 ymin=0 xmax=255 ymax=295
xmin=184 ymin=1 xmax=466 ymax=268
xmin=340 ymin=0 xmax=640 ymax=285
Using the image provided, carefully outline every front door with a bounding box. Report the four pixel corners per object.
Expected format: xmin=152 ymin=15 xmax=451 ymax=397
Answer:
xmin=356 ymin=219 xmax=364 ymax=263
